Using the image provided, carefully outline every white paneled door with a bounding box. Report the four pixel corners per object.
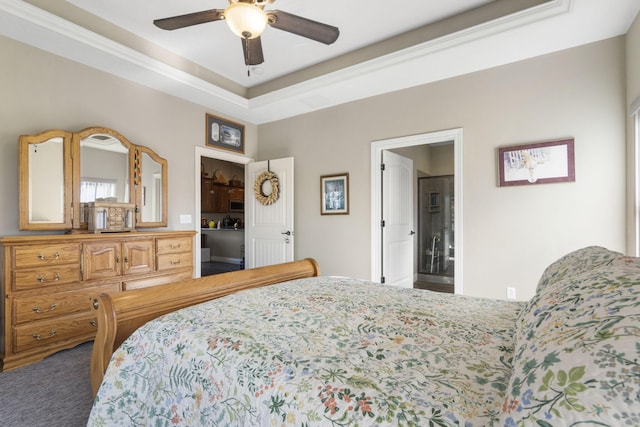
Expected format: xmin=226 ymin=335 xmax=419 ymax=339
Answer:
xmin=245 ymin=157 xmax=294 ymax=268
xmin=382 ymin=150 xmax=414 ymax=288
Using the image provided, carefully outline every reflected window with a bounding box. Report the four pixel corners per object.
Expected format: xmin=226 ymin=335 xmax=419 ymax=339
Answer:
xmin=80 ymin=178 xmax=117 ymax=203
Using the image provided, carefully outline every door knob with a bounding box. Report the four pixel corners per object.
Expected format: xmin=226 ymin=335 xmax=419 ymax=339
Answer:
xmin=281 ymin=231 xmax=292 ymax=236
xmin=409 ymin=230 xmax=416 ymax=235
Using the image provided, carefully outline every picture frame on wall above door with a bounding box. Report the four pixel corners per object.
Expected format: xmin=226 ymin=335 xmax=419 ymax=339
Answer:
xmin=205 ymin=113 xmax=244 ymax=154
xmin=321 ymin=173 xmax=349 ymax=215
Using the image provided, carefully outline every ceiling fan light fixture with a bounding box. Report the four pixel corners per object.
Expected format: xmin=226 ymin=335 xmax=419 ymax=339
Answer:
xmin=224 ymin=2 xmax=267 ymax=39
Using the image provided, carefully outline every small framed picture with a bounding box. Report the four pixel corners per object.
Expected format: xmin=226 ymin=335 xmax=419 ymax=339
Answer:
xmin=428 ymin=192 xmax=440 ymax=212
xmin=321 ymin=173 xmax=349 ymax=215
xmin=206 ymin=113 xmax=244 ymax=154
xmin=498 ymin=138 xmax=575 ymax=187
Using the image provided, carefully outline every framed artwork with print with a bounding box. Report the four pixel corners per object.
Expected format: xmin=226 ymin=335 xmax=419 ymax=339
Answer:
xmin=321 ymin=173 xmax=349 ymax=215
xmin=498 ymin=138 xmax=575 ymax=187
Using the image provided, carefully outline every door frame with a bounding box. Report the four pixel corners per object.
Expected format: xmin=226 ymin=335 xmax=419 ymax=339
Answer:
xmin=370 ymin=128 xmax=464 ymax=293
xmin=194 ymin=146 xmax=254 ymax=277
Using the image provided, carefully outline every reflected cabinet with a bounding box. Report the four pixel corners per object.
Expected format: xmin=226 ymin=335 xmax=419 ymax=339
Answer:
xmin=19 ymin=127 xmax=167 ymax=231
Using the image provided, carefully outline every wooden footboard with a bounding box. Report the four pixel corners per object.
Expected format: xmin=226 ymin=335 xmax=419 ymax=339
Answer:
xmin=90 ymin=258 xmax=320 ymax=396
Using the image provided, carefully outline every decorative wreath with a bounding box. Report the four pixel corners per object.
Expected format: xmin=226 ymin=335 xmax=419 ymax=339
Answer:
xmin=254 ymin=170 xmax=280 ymax=205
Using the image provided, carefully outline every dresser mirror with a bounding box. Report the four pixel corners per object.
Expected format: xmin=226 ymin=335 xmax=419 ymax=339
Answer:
xmin=19 ymin=126 xmax=168 ymax=231
xmin=73 ymin=127 xmax=134 ymax=229
xmin=137 ymin=146 xmax=167 ymax=227
xmin=18 ymin=130 xmax=73 ymax=230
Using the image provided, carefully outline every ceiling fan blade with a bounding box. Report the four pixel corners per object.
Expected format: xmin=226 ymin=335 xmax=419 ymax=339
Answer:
xmin=267 ymin=10 xmax=339 ymax=45
xmin=154 ymin=9 xmax=224 ymax=31
xmin=242 ymin=37 xmax=265 ymax=66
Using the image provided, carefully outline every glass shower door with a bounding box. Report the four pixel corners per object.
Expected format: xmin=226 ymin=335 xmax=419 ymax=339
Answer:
xmin=418 ymin=176 xmax=454 ymax=284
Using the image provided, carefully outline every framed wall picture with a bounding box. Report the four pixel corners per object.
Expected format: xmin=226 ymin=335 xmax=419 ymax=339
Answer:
xmin=498 ymin=138 xmax=575 ymax=186
xmin=205 ymin=113 xmax=244 ymax=154
xmin=321 ymin=173 xmax=349 ymax=215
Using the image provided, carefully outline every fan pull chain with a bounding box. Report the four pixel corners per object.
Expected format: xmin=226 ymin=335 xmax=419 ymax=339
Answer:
xmin=244 ymin=33 xmax=252 ymax=77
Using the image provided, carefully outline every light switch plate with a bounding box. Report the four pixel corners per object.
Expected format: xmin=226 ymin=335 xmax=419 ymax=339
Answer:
xmin=179 ymin=214 xmax=192 ymax=224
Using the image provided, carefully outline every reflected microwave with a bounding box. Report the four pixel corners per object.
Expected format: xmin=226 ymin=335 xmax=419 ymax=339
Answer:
xmin=229 ymin=199 xmax=244 ymax=212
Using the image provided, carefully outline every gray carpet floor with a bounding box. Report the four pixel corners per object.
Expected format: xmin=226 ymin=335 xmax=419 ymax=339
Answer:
xmin=0 ymin=341 xmax=94 ymax=427
xmin=201 ymin=260 xmax=242 ymax=276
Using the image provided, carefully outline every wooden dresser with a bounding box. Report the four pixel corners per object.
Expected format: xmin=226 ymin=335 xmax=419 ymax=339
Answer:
xmin=0 ymin=231 xmax=195 ymax=371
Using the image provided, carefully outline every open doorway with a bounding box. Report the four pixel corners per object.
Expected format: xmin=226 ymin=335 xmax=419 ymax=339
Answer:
xmin=194 ymin=146 xmax=253 ymax=278
xmin=370 ymin=128 xmax=463 ymax=294
xmin=200 ymin=157 xmax=245 ymax=276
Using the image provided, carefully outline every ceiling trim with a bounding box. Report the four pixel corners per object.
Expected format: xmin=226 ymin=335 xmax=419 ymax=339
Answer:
xmin=248 ymin=0 xmax=571 ymax=123
xmin=0 ymin=0 xmax=251 ymax=119
xmin=0 ymin=0 xmax=580 ymax=124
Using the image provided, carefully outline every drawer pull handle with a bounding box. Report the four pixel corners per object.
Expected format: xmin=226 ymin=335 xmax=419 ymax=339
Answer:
xmin=116 ymin=256 xmax=120 ymax=264
xmin=124 ymin=256 xmax=129 ymax=264
xmin=32 ymin=304 xmax=57 ymax=314
xmin=89 ymin=320 xmax=97 ymax=327
xmin=36 ymin=273 xmax=60 ymax=283
xmin=36 ymin=252 xmax=60 ymax=261
xmin=170 ymin=259 xmax=181 ymax=265
xmin=170 ymin=244 xmax=181 ymax=249
xmin=32 ymin=330 xmax=56 ymax=341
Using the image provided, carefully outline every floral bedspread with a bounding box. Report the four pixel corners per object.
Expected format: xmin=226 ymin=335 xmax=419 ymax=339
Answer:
xmin=88 ymin=276 xmax=523 ymax=426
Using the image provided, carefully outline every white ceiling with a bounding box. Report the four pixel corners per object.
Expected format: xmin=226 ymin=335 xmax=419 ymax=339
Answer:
xmin=1 ymin=0 xmax=639 ymax=124
xmin=62 ymin=0 xmax=496 ymax=88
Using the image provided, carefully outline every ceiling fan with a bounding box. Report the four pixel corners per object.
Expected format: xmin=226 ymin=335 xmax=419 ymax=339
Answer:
xmin=154 ymin=0 xmax=340 ymax=67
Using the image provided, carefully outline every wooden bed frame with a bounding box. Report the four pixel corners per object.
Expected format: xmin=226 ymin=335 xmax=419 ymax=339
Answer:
xmin=90 ymin=258 xmax=320 ymax=395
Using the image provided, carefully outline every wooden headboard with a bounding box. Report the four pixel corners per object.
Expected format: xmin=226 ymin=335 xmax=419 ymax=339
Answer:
xmin=90 ymin=258 xmax=320 ymax=395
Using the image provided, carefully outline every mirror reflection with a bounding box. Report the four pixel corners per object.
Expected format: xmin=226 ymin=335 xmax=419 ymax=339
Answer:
xmin=29 ymin=137 xmax=65 ymax=223
xmin=80 ymin=134 xmax=130 ymax=204
xmin=140 ymin=151 xmax=163 ymax=223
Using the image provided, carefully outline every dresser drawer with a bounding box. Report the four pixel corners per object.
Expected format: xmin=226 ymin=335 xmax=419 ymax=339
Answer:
xmin=13 ymin=314 xmax=97 ymax=353
xmin=13 ymin=265 xmax=81 ymax=291
xmin=156 ymin=236 xmax=192 ymax=255
xmin=13 ymin=283 xmax=120 ymax=324
xmin=13 ymin=244 xmax=80 ymax=268
xmin=156 ymin=252 xmax=193 ymax=271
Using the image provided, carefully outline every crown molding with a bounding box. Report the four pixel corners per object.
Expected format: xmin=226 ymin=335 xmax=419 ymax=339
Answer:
xmin=0 ymin=0 xmax=596 ymax=125
xmin=248 ymin=0 xmax=572 ymax=123
xmin=0 ymin=0 xmax=251 ymax=119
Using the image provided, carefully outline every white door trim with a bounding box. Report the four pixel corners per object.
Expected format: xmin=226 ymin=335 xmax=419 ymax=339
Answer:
xmin=194 ymin=146 xmax=254 ymax=277
xmin=370 ymin=128 xmax=464 ymax=294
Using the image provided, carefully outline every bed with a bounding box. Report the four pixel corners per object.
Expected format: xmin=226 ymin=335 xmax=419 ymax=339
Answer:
xmin=88 ymin=248 xmax=640 ymax=426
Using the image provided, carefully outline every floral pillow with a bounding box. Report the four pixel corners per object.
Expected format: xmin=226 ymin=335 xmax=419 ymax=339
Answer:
xmin=515 ymin=246 xmax=621 ymax=330
xmin=501 ymin=251 xmax=640 ymax=426
xmin=534 ymin=246 xmax=621 ymax=294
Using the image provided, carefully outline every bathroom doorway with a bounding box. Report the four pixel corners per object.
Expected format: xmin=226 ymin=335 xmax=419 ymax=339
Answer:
xmin=371 ymin=128 xmax=463 ymax=294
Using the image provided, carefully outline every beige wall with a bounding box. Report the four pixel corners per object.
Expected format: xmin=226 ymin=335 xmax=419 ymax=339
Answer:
xmin=258 ymin=37 xmax=628 ymax=300
xmin=627 ymin=13 xmax=640 ymax=255
xmin=0 ymin=32 xmax=632 ymax=301
xmin=0 ymin=36 xmax=257 ymax=235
